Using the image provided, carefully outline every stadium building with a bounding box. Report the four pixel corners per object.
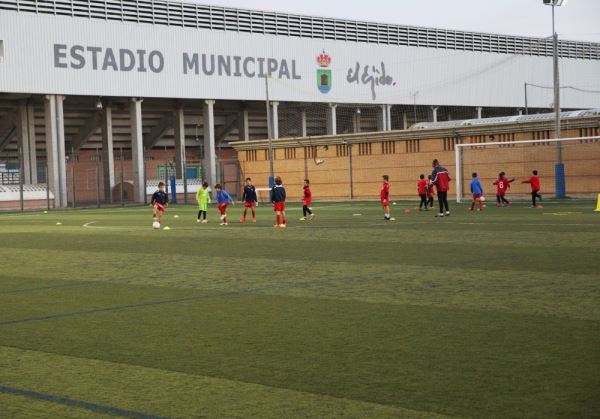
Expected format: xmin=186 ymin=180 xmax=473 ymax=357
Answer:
xmin=0 ymin=0 xmax=599 ymax=208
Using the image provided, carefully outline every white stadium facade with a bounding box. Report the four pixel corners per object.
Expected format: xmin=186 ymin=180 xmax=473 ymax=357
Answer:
xmin=0 ymin=0 xmax=599 ymax=207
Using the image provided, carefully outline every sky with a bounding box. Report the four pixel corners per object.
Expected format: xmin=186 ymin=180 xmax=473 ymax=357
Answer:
xmin=187 ymin=0 xmax=600 ymax=43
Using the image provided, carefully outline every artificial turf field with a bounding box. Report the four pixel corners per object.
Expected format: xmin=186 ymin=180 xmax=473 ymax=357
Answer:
xmin=0 ymin=200 xmax=598 ymax=418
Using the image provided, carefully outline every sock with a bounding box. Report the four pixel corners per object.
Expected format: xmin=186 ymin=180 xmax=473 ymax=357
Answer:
xmin=251 ymin=209 xmax=256 ymax=218
xmin=242 ymin=209 xmax=247 ymax=221
xmin=307 ymin=207 xmax=312 ymax=215
xmin=470 ymin=202 xmax=475 ymax=210
xmin=276 ymin=215 xmax=281 ymax=225
xmin=478 ymin=200 xmax=483 ymax=209
xmin=303 ymin=206 xmax=307 ymax=217
xmin=197 ymin=210 xmax=202 ymax=220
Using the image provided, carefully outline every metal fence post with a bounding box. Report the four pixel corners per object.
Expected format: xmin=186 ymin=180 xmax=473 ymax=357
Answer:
xmin=71 ymin=164 xmax=76 ymax=209
xmin=18 ymin=146 xmax=24 ymax=211
xmin=46 ymin=163 xmax=50 ymax=211
xmin=96 ymin=148 xmax=100 ymax=208
xmin=120 ymin=147 xmax=125 ymax=207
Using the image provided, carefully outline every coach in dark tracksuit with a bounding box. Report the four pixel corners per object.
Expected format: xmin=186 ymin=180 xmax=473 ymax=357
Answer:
xmin=431 ymin=159 xmax=451 ymax=217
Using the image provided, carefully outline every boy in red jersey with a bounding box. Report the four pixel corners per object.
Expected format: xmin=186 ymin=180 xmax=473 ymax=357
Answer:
xmin=430 ymin=159 xmax=451 ymax=217
xmin=417 ymin=174 xmax=429 ymax=211
xmin=522 ymin=170 xmax=542 ymax=207
xmin=272 ymin=176 xmax=287 ymax=228
xmin=493 ymin=172 xmax=515 ymax=207
xmin=380 ymin=175 xmax=395 ymax=221
xmin=426 ymin=175 xmax=435 ymax=209
xmin=299 ymin=179 xmax=316 ymax=221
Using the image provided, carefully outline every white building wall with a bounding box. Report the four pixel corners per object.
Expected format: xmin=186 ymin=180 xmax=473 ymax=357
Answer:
xmin=0 ymin=11 xmax=599 ymax=108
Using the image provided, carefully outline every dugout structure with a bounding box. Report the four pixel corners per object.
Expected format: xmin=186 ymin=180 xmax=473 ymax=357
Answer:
xmin=232 ymin=111 xmax=600 ymax=201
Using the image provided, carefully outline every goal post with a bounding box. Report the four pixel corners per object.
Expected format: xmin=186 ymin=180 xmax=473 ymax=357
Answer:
xmin=454 ymin=136 xmax=600 ymax=203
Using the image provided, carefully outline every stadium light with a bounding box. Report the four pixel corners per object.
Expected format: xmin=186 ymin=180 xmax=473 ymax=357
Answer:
xmin=543 ymin=0 xmax=566 ymax=198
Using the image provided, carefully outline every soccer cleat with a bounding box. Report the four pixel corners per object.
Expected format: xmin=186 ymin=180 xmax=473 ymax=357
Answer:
xmin=435 ymin=213 xmax=445 ymax=217
xmin=196 ymin=219 xmax=201 ymax=223
xmin=251 ymin=218 xmax=256 ymax=223
xmin=299 ymin=217 xmax=306 ymax=221
xmin=240 ymin=219 xmax=246 ymax=223
xmin=201 ymin=219 xmax=208 ymax=224
xmin=279 ymin=224 xmax=287 ymax=228
xmin=220 ymin=222 xmax=228 ymax=226
xmin=220 ymin=214 xmax=226 ymax=221
xmin=389 ymin=217 xmax=396 ymax=221
xmin=310 ymin=214 xmax=316 ymax=220
xmin=445 ymin=211 xmax=450 ymax=216
xmin=273 ymin=224 xmax=280 ymax=228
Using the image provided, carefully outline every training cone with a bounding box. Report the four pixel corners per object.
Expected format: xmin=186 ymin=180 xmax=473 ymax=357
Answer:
xmin=595 ymin=194 xmax=600 ymax=212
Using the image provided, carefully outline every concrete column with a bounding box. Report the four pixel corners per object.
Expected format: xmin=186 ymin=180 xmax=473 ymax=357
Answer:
xmin=476 ymin=107 xmax=483 ymax=119
xmin=16 ymin=102 xmax=32 ymax=184
xmin=27 ymin=102 xmax=37 ymax=184
xmin=56 ymin=96 xmax=67 ymax=208
xmin=431 ymin=106 xmax=439 ymax=123
xmin=44 ymin=95 xmax=66 ymax=208
xmin=101 ymin=105 xmax=115 ymax=202
xmin=203 ymin=99 xmax=217 ymax=188
xmin=386 ymin=104 xmax=392 ymax=130
xmin=402 ymin=112 xmax=408 ymax=130
xmin=518 ymin=109 xmax=523 ymax=115
xmin=173 ymin=106 xmax=186 ymax=179
xmin=130 ymin=98 xmax=145 ymax=203
xmin=377 ymin=105 xmax=388 ymax=131
xmin=353 ymin=109 xmax=361 ymax=133
xmin=301 ymin=110 xmax=307 ymax=137
xmin=327 ymin=103 xmax=337 ymax=135
xmin=271 ymin=101 xmax=279 ymax=139
xmin=239 ymin=109 xmax=249 ymax=141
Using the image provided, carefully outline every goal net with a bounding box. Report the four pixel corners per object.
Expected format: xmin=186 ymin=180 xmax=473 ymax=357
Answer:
xmin=455 ymin=136 xmax=600 ymax=203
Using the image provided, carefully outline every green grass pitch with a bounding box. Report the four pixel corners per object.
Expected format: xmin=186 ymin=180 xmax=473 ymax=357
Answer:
xmin=0 ymin=200 xmax=599 ymax=418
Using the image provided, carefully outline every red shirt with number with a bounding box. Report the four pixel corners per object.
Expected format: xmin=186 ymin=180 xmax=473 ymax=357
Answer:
xmin=494 ymin=178 xmax=510 ymax=195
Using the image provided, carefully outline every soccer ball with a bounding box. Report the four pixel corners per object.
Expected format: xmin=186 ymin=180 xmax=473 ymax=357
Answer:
xmin=152 ymin=221 xmax=161 ymax=229
xmin=480 ymin=196 xmax=486 ymax=202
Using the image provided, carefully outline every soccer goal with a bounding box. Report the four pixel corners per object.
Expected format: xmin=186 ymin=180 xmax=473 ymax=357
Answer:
xmin=454 ymin=135 xmax=600 ymax=203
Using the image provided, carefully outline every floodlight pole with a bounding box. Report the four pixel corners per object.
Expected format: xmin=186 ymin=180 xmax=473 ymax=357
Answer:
xmin=265 ymin=76 xmax=274 ymax=190
xmin=547 ymin=0 xmax=566 ymax=198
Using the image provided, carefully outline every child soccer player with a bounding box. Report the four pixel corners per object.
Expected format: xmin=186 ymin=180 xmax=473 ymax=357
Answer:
xmin=493 ymin=172 xmax=514 ymax=207
xmin=430 ymin=159 xmax=451 ymax=217
xmin=214 ymin=184 xmax=234 ymax=226
xmin=272 ymin=176 xmax=287 ymax=228
xmin=240 ymin=177 xmax=257 ymax=223
xmin=417 ymin=174 xmax=428 ymax=211
xmin=299 ymin=179 xmax=316 ymax=221
xmin=522 ymin=170 xmax=542 ymax=207
xmin=150 ymin=182 xmax=168 ymax=225
xmin=380 ymin=175 xmax=395 ymax=221
xmin=470 ymin=172 xmax=484 ymax=211
xmin=426 ymin=175 xmax=435 ymax=209
xmin=196 ymin=181 xmax=210 ymax=223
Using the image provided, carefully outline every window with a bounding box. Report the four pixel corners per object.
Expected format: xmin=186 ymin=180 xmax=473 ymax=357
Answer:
xmin=381 ymin=141 xmax=396 ymax=154
xmin=336 ymin=144 xmax=348 ymax=157
xmin=245 ymin=150 xmax=258 ymax=161
xmin=405 ymin=140 xmax=420 ymax=153
xmin=304 ymin=146 xmax=317 ymax=159
xmin=358 ymin=143 xmax=372 ymax=156
xmin=443 ymin=137 xmax=460 ymax=151
xmin=284 ymin=147 xmax=296 ymax=159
